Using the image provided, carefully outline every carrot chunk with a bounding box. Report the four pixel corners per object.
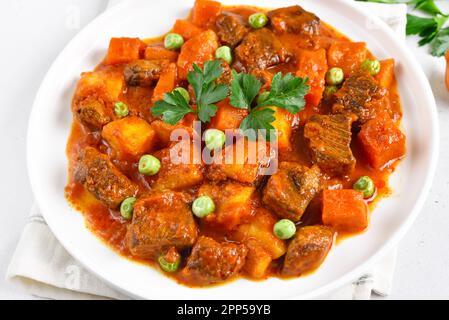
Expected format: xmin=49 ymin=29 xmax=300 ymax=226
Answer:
xmin=152 ymin=63 xmax=177 ymax=102
xmin=144 ymin=45 xmax=178 ymax=62
xmin=375 ymin=59 xmax=395 ymax=89
xmin=173 ymin=19 xmax=203 ymax=40
xmin=192 ymin=0 xmax=222 ymax=28
xmin=104 ymin=38 xmax=145 ymax=65
xmin=358 ymin=115 xmax=406 ymax=169
xmin=327 ymin=42 xmax=367 ymax=76
xmin=322 ymin=189 xmax=368 ymax=233
xmin=177 ymin=30 xmax=219 ymax=79
xmin=296 ymin=48 xmax=327 ymax=107
xmin=209 ymin=99 xmax=248 ymax=131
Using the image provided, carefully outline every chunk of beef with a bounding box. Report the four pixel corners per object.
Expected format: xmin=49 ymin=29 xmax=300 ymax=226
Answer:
xmin=74 ymin=147 xmax=138 ymax=208
xmin=234 ymin=28 xmax=291 ymax=72
xmin=74 ymin=97 xmax=112 ymax=130
xmin=332 ymin=73 xmax=386 ymax=124
xmin=262 ymin=162 xmax=321 ymax=222
xmin=282 ymin=225 xmax=334 ymax=276
xmin=268 ymin=5 xmax=320 ymax=36
xmin=123 ymin=59 xmax=167 ymax=87
xmin=215 ymin=13 xmax=249 ymax=47
xmin=181 ymin=236 xmax=247 ymax=285
xmin=304 ymin=114 xmax=356 ymax=177
xmin=126 ymin=191 xmax=198 ymax=259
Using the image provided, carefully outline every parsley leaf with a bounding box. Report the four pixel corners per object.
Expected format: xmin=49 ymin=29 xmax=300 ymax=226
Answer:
xmin=152 ymin=90 xmax=194 ymax=125
xmin=239 ymin=108 xmax=276 ymax=141
xmin=188 ymin=60 xmax=229 ymax=122
xmin=229 ymin=71 xmax=309 ymax=141
xmin=431 ymin=27 xmax=449 ymax=56
xmin=152 ymin=60 xmax=228 ymax=125
xmin=230 ymin=71 xmax=262 ymax=109
xmin=258 ymin=72 xmax=309 ymax=114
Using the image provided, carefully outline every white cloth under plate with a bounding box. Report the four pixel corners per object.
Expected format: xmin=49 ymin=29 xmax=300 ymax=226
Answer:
xmin=5 ymin=1 xmax=407 ymax=300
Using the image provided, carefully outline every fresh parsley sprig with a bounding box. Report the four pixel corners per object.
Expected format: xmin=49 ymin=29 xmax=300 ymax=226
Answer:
xmin=152 ymin=61 xmax=309 ymax=141
xmin=152 ymin=90 xmax=194 ymax=125
xmin=152 ymin=60 xmax=228 ymax=124
xmin=230 ymin=71 xmax=309 ymax=140
xmin=357 ymin=0 xmax=449 ymax=56
xmin=187 ymin=60 xmax=229 ymax=122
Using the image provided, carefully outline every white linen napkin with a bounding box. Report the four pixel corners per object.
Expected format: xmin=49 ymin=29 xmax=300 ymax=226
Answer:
xmin=6 ymin=1 xmax=407 ymax=300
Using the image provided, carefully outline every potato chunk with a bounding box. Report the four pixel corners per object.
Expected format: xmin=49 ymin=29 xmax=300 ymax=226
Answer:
xmin=198 ymin=182 xmax=255 ymax=230
xmin=150 ymin=140 xmax=204 ymax=191
xmin=234 ymin=209 xmax=287 ymax=259
xmin=102 ymin=116 xmax=156 ymax=159
xmin=243 ymin=240 xmax=272 ymax=279
xmin=206 ymin=139 xmax=273 ymax=185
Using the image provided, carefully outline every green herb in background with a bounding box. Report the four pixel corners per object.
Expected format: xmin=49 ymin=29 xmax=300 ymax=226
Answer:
xmin=357 ymin=0 xmax=449 ymax=56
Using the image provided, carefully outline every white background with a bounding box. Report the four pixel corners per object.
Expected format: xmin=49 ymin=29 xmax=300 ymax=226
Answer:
xmin=0 ymin=0 xmax=448 ymax=299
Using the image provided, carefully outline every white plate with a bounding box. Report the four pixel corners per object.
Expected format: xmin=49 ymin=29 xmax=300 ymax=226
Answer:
xmin=27 ymin=0 xmax=439 ymax=299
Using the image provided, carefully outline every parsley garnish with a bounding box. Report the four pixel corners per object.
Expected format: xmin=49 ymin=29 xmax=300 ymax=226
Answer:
xmin=230 ymin=71 xmax=309 ymax=141
xmin=152 ymin=90 xmax=194 ymax=125
xmin=152 ymin=60 xmax=228 ymax=124
xmin=187 ymin=61 xmax=229 ymax=122
xmin=357 ymin=0 xmax=449 ymax=56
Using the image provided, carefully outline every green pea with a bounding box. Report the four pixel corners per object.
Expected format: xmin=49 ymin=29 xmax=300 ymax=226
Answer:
xmin=249 ymin=13 xmax=268 ymax=29
xmin=138 ymin=155 xmax=161 ymax=176
xmin=361 ymin=59 xmax=381 ymax=76
xmin=158 ymin=255 xmax=180 ymax=273
xmin=192 ymin=196 xmax=215 ymax=218
xmin=215 ymin=46 xmax=233 ymax=64
xmin=323 ymin=85 xmax=338 ymax=100
xmin=204 ymin=129 xmax=226 ymax=151
xmin=173 ymin=87 xmax=190 ymax=103
xmin=257 ymin=91 xmax=270 ymax=105
xmin=325 ymin=67 xmax=344 ymax=85
xmin=120 ymin=197 xmax=136 ymax=220
xmin=164 ymin=33 xmax=184 ymax=50
xmin=273 ymin=219 xmax=296 ymax=240
xmin=353 ymin=176 xmax=376 ymax=198
xmin=114 ymin=101 xmax=129 ymax=118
